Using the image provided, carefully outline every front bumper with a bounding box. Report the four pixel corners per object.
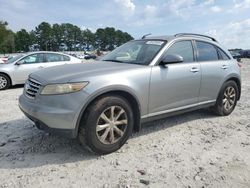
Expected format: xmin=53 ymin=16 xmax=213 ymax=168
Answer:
xmin=20 ymin=108 xmax=75 ymax=138
xmin=19 ymin=93 xmax=86 ymax=138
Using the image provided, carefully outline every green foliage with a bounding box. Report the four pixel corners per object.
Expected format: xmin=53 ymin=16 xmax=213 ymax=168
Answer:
xmin=0 ymin=21 xmax=15 ymax=54
xmin=14 ymin=29 xmax=31 ymax=52
xmin=0 ymin=21 xmax=134 ymax=53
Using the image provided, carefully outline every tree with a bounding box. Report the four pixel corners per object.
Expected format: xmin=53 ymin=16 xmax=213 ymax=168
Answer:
xmin=0 ymin=21 xmax=15 ymax=54
xmin=82 ymin=29 xmax=95 ymax=49
xmin=15 ymin=29 xmax=31 ymax=52
xmin=35 ymin=22 xmax=53 ymax=50
xmin=95 ymin=27 xmax=133 ymax=50
xmin=0 ymin=21 xmax=134 ymax=53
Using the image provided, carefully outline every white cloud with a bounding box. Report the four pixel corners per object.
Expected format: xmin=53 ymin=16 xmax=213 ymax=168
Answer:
xmin=165 ymin=0 xmax=195 ymax=17
xmin=2 ymin=0 xmax=28 ymax=10
xmin=203 ymin=0 xmax=215 ymax=5
xmin=144 ymin=5 xmax=157 ymax=17
xmin=206 ymin=19 xmax=250 ymax=49
xmin=114 ymin=0 xmax=135 ymax=15
xmin=234 ymin=0 xmax=250 ymax=9
xmin=210 ymin=6 xmax=222 ymax=12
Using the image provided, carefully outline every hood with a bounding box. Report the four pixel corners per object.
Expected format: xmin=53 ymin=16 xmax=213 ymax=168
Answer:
xmin=30 ymin=61 xmax=143 ymax=84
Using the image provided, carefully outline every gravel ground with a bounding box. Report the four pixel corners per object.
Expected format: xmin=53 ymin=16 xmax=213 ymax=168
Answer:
xmin=0 ymin=59 xmax=250 ymax=188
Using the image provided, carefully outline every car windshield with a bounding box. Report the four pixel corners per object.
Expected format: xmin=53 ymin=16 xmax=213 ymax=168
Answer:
xmin=7 ymin=54 xmax=24 ymax=64
xmin=101 ymin=40 xmax=166 ymax=65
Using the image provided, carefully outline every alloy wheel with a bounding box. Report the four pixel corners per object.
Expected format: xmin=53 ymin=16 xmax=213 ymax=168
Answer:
xmin=0 ymin=76 xmax=7 ymax=89
xmin=223 ymin=86 xmax=236 ymax=111
xmin=96 ymin=106 xmax=128 ymax=145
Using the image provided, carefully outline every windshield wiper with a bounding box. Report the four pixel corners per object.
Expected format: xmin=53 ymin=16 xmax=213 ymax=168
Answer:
xmin=102 ymin=59 xmax=123 ymax=63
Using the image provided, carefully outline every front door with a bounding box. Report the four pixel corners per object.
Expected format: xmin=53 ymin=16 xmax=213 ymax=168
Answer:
xmin=148 ymin=40 xmax=201 ymax=115
xmin=14 ymin=53 xmax=46 ymax=84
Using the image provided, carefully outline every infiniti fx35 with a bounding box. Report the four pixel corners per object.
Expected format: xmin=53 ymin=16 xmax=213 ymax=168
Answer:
xmin=19 ymin=33 xmax=241 ymax=154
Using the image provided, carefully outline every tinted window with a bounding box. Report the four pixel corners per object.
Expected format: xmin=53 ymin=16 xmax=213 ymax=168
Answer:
xmin=46 ymin=53 xmax=65 ymax=62
xmin=217 ymin=48 xmax=230 ymax=60
xmin=196 ymin=41 xmax=218 ymax=61
xmin=20 ymin=54 xmax=44 ymax=64
xmin=63 ymin=55 xmax=70 ymax=61
xmin=165 ymin=41 xmax=194 ymax=62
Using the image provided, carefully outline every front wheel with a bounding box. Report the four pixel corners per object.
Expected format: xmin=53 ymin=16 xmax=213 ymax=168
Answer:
xmin=212 ymin=81 xmax=238 ymax=116
xmin=78 ymin=95 xmax=134 ymax=154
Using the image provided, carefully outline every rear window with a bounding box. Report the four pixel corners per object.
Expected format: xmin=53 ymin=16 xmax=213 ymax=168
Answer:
xmin=196 ymin=41 xmax=218 ymax=61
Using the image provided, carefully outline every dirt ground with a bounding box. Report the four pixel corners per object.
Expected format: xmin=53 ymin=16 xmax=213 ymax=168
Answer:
xmin=0 ymin=59 xmax=249 ymax=188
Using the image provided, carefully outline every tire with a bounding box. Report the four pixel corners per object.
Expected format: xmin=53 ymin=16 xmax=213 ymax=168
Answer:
xmin=0 ymin=73 xmax=11 ymax=90
xmin=212 ymin=80 xmax=238 ymax=116
xmin=78 ymin=95 xmax=134 ymax=154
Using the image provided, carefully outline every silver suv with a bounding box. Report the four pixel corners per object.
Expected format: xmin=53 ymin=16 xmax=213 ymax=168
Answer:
xmin=19 ymin=33 xmax=241 ymax=154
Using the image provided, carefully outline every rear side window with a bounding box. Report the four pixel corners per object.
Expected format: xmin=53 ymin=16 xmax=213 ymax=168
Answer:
xmin=165 ymin=40 xmax=194 ymax=62
xmin=217 ymin=48 xmax=230 ymax=60
xmin=63 ymin=55 xmax=70 ymax=61
xmin=196 ymin=41 xmax=218 ymax=61
xmin=46 ymin=53 xmax=65 ymax=62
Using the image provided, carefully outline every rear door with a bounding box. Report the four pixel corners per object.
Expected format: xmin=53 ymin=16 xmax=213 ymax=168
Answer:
xmin=195 ymin=40 xmax=230 ymax=102
xmin=148 ymin=40 xmax=201 ymax=114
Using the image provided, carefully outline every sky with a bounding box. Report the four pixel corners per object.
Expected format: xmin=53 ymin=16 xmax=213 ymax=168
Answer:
xmin=0 ymin=0 xmax=250 ymax=49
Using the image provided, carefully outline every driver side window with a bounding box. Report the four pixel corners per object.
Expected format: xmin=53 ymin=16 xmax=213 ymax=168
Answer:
xmin=165 ymin=41 xmax=194 ymax=62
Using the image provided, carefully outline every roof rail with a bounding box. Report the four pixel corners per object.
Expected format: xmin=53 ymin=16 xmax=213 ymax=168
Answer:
xmin=174 ymin=33 xmax=217 ymax=42
xmin=141 ymin=33 xmax=151 ymax=39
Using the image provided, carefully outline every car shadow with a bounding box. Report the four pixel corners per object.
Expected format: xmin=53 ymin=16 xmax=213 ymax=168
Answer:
xmin=0 ymin=109 xmax=217 ymax=169
xmin=10 ymin=84 xmax=24 ymax=89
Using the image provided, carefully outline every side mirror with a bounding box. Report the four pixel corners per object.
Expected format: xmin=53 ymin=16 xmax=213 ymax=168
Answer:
xmin=236 ymin=58 xmax=241 ymax=62
xmin=15 ymin=60 xmax=24 ymax=65
xmin=160 ymin=54 xmax=184 ymax=65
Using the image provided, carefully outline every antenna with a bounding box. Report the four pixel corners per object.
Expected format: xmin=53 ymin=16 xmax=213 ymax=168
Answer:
xmin=142 ymin=33 xmax=151 ymax=39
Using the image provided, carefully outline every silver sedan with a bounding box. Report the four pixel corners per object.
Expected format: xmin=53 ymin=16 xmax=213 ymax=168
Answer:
xmin=0 ymin=51 xmax=82 ymax=90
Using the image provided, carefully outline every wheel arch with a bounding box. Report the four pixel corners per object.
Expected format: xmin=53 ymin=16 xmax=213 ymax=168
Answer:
xmin=74 ymin=89 xmax=141 ymax=137
xmin=225 ymin=77 xmax=241 ymax=100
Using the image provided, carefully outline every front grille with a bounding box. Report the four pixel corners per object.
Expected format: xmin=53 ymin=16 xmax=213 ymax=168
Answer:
xmin=25 ymin=78 xmax=42 ymax=99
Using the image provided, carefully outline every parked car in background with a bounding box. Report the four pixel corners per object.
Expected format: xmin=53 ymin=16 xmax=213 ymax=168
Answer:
xmin=0 ymin=51 xmax=81 ymax=90
xmin=83 ymin=52 xmax=97 ymax=60
xmin=76 ymin=52 xmax=97 ymax=60
xmin=0 ymin=56 xmax=9 ymax=63
xmin=229 ymin=51 xmax=241 ymax=62
xmin=239 ymin=50 xmax=250 ymax=58
xmin=19 ymin=33 xmax=241 ymax=154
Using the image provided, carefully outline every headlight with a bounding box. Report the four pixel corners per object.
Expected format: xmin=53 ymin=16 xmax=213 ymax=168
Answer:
xmin=41 ymin=82 xmax=88 ymax=95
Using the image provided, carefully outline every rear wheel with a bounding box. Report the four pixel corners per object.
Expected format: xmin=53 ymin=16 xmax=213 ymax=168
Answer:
xmin=212 ymin=81 xmax=238 ymax=116
xmin=0 ymin=73 xmax=11 ymax=90
xmin=78 ymin=95 xmax=134 ymax=154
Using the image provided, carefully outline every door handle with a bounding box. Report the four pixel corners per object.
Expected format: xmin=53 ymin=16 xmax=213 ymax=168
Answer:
xmin=39 ymin=66 xmax=44 ymax=69
xmin=190 ymin=67 xmax=199 ymax=73
xmin=221 ymin=65 xmax=228 ymax=69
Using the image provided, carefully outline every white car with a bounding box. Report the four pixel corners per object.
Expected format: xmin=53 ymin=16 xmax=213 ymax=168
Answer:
xmin=0 ymin=51 xmax=82 ymax=90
